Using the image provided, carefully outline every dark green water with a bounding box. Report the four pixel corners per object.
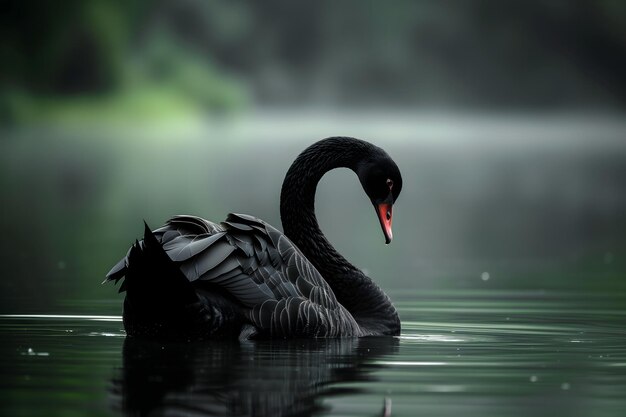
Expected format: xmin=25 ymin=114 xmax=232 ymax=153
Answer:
xmin=2 ymin=289 xmax=625 ymax=417
xmin=2 ymin=118 xmax=625 ymax=415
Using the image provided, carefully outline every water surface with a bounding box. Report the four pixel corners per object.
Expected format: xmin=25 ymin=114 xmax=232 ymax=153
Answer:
xmin=2 ymin=289 xmax=625 ymax=417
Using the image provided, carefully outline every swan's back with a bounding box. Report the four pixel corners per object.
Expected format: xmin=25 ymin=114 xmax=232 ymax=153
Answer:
xmin=106 ymin=213 xmax=362 ymax=339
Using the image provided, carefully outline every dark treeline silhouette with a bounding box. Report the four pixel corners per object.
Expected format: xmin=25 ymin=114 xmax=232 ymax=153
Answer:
xmin=1 ymin=1 xmax=625 ymax=108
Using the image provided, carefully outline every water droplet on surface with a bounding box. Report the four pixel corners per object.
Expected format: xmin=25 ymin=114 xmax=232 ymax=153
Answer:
xmin=481 ymin=272 xmax=490 ymax=281
xmin=561 ymin=382 xmax=570 ymax=390
xmin=530 ymin=375 xmax=538 ymax=382
xmin=23 ymin=347 xmax=49 ymax=357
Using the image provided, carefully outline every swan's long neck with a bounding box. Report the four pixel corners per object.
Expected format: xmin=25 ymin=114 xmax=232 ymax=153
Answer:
xmin=280 ymin=137 xmax=400 ymax=335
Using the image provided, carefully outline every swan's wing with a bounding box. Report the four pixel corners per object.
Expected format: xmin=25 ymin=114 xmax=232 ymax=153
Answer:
xmin=104 ymin=215 xmax=225 ymax=286
xmin=223 ymin=213 xmax=361 ymax=337
xmin=221 ymin=213 xmax=339 ymax=304
xmin=106 ymin=214 xmax=361 ymax=337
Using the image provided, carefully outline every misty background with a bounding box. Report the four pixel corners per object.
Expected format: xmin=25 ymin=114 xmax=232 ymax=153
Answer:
xmin=1 ymin=1 xmax=625 ymax=313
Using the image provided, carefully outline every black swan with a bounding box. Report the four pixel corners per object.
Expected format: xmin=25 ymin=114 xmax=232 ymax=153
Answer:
xmin=105 ymin=137 xmax=402 ymax=339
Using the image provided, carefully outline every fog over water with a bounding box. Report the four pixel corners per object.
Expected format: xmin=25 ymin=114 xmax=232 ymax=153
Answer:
xmin=2 ymin=111 xmax=625 ymax=313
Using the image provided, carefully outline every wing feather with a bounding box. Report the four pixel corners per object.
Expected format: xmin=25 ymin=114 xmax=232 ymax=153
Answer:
xmin=163 ymin=232 xmax=226 ymax=262
xmin=197 ymin=256 xmax=240 ymax=281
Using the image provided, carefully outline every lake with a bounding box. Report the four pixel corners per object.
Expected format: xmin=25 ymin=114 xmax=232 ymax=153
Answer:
xmin=2 ymin=289 xmax=625 ymax=417
xmin=1 ymin=114 xmax=626 ymax=415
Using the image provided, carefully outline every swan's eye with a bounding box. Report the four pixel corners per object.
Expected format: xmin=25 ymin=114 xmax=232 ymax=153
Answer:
xmin=386 ymin=179 xmax=393 ymax=190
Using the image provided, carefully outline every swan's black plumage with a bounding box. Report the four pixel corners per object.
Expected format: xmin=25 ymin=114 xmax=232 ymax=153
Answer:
xmin=106 ymin=137 xmax=402 ymax=339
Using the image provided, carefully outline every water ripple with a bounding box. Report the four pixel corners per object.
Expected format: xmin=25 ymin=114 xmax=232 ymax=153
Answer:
xmin=1 ymin=291 xmax=625 ymax=417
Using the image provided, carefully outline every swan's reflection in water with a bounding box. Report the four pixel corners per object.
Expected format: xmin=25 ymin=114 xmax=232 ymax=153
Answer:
xmin=111 ymin=336 xmax=398 ymax=416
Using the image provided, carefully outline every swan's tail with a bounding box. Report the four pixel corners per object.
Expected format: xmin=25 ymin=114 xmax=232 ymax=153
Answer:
xmin=105 ymin=223 xmax=206 ymax=338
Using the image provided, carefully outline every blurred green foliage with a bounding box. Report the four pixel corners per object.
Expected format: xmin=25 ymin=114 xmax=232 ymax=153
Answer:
xmin=1 ymin=1 xmax=132 ymax=94
xmin=0 ymin=1 xmax=246 ymax=125
xmin=2 ymin=0 xmax=626 ymax=126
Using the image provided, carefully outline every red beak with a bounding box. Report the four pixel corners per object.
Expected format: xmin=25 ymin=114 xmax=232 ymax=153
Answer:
xmin=376 ymin=203 xmax=393 ymax=244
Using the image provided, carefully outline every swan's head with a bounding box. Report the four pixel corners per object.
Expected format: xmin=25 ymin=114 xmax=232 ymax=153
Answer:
xmin=357 ymin=153 xmax=402 ymax=245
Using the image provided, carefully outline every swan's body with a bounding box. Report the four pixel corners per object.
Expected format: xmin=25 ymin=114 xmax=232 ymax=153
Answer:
xmin=106 ymin=137 xmax=402 ymax=340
